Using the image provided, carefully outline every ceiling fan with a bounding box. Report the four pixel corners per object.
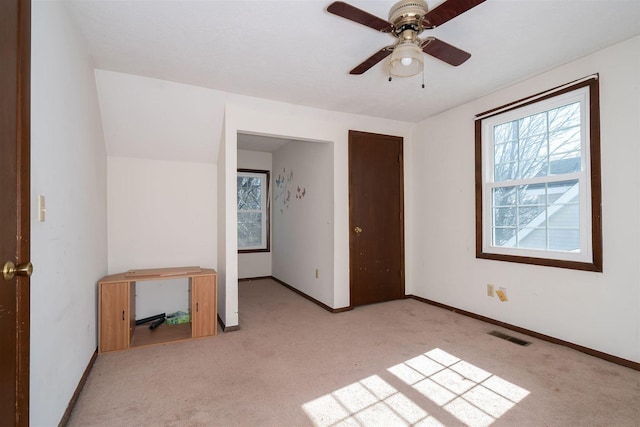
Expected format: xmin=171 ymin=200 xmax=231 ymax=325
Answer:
xmin=327 ymin=0 xmax=486 ymax=77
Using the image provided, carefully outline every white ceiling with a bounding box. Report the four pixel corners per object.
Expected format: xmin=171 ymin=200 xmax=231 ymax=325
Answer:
xmin=64 ymin=0 xmax=640 ymax=124
xmin=237 ymin=133 xmax=300 ymax=153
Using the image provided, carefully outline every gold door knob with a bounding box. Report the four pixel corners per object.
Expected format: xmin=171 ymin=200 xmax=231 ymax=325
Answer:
xmin=354 ymin=226 xmax=363 ymax=236
xmin=2 ymin=261 xmax=33 ymax=281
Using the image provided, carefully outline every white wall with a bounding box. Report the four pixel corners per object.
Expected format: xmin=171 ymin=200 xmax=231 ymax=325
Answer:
xmin=107 ymin=157 xmax=217 ymax=318
xmin=219 ymin=117 xmax=239 ymax=327
xmin=217 ymin=126 xmax=228 ymax=324
xmin=237 ymin=149 xmax=272 ymax=279
xmin=96 ymin=70 xmax=222 ymax=163
xmin=272 ymin=141 xmax=334 ymax=306
xmin=95 ymin=70 xmax=414 ymax=324
xmin=223 ymin=104 xmax=413 ymax=314
xmin=410 ymin=36 xmax=640 ymax=363
xmin=30 ymin=2 xmax=108 ymax=424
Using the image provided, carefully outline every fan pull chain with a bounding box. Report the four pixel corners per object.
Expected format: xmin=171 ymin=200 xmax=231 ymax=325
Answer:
xmin=386 ymin=70 xmax=424 ymax=86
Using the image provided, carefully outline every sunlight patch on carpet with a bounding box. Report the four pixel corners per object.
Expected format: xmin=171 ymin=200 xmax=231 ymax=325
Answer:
xmin=302 ymin=374 xmax=443 ymax=427
xmin=302 ymin=348 xmax=529 ymax=427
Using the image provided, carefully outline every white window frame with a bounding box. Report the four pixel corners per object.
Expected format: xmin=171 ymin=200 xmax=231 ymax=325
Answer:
xmin=475 ymin=77 xmax=602 ymax=271
xmin=237 ymin=169 xmax=270 ymax=252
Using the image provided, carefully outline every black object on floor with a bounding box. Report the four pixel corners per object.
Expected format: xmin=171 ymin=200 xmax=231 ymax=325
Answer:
xmin=149 ymin=317 xmax=166 ymax=330
xmin=136 ymin=313 xmax=166 ymax=326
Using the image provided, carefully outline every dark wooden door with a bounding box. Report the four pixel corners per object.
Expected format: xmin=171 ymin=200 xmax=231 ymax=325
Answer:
xmin=0 ymin=0 xmax=31 ymax=425
xmin=349 ymin=130 xmax=404 ymax=306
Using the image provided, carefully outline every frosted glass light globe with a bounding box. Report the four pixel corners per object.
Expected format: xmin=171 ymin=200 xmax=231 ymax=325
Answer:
xmin=401 ymin=57 xmax=413 ymax=66
xmin=390 ymin=42 xmax=423 ymax=77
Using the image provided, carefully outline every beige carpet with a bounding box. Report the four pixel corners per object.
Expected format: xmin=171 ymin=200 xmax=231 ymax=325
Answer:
xmin=68 ymin=279 xmax=640 ymax=426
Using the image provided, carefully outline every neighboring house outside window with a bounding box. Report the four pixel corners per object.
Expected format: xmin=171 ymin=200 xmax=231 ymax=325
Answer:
xmin=475 ymin=77 xmax=602 ymax=271
xmin=237 ymin=169 xmax=270 ymax=252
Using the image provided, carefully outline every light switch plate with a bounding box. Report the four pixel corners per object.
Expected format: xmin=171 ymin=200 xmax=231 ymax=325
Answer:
xmin=38 ymin=195 xmax=46 ymax=222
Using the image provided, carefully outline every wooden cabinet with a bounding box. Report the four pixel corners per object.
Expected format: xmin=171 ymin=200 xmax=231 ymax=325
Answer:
xmin=98 ymin=267 xmax=217 ymax=353
xmin=191 ymin=275 xmax=216 ymax=338
xmin=99 ymin=281 xmax=132 ymax=352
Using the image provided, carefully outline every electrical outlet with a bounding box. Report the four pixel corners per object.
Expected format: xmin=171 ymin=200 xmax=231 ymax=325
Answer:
xmin=487 ymin=284 xmax=495 ymax=297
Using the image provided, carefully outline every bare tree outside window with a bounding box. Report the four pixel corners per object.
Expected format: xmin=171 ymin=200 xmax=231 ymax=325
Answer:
xmin=237 ymin=169 xmax=270 ymax=252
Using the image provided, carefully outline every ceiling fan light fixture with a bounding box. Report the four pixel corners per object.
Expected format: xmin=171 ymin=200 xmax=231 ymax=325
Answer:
xmin=389 ymin=42 xmax=423 ymax=77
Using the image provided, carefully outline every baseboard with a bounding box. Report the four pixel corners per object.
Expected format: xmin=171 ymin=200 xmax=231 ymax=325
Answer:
xmin=58 ymin=348 xmax=98 ymax=427
xmin=407 ymin=294 xmax=640 ymax=372
xmin=217 ymin=314 xmax=240 ymax=332
xmin=238 ymin=276 xmax=272 ymax=282
xmin=270 ymin=276 xmax=352 ymax=313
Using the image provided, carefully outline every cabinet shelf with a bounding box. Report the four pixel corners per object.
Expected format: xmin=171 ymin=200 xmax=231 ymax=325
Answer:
xmin=130 ymin=323 xmax=192 ymax=348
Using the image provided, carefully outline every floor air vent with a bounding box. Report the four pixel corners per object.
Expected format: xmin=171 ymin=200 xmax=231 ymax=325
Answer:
xmin=489 ymin=330 xmax=532 ymax=346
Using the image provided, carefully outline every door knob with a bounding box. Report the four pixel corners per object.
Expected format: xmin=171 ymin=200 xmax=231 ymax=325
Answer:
xmin=354 ymin=226 xmax=363 ymax=236
xmin=2 ymin=261 xmax=33 ymax=281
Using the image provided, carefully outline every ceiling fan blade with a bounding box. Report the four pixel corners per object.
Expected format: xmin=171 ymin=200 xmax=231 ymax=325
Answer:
xmin=349 ymin=46 xmax=394 ymax=75
xmin=327 ymin=1 xmax=393 ymax=33
xmin=423 ymin=0 xmax=486 ymax=28
xmin=421 ymin=37 xmax=471 ymax=66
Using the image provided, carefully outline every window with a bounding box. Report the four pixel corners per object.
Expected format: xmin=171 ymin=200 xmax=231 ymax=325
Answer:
xmin=237 ymin=169 xmax=270 ymax=252
xmin=475 ymin=77 xmax=602 ymax=271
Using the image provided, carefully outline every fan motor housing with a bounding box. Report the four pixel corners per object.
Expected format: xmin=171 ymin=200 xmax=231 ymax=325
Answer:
xmin=389 ymin=0 xmax=429 ymax=33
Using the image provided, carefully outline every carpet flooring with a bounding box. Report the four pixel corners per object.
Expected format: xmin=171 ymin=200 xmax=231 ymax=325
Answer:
xmin=68 ymin=278 xmax=640 ymax=426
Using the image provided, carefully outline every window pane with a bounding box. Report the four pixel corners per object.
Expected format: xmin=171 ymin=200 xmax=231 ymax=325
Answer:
xmin=494 ymin=122 xmax=519 ymax=182
xmin=549 ymin=153 xmax=580 ymax=174
xmin=237 ymin=212 xmax=262 ymax=247
xmin=548 ymin=203 xmax=579 ymax=227
xmin=548 ymin=102 xmax=580 ymax=131
xmin=547 ymin=180 xmax=578 ymax=204
xmin=518 ymin=112 xmax=547 ymax=139
xmin=494 ymin=227 xmax=516 ymax=247
xmin=518 ymin=206 xmax=545 ymax=228
xmin=495 ymin=161 xmax=518 ymax=182
xmin=517 ymin=228 xmax=546 ymax=250
xmin=494 ymin=142 xmax=518 ymax=165
xmin=493 ymin=186 xmax=516 ymax=207
xmin=519 ymin=154 xmax=548 ymax=179
xmin=237 ymin=177 xmax=262 ymax=210
xmin=549 ymin=127 xmax=580 ymax=154
xmin=494 ymin=207 xmax=516 ymax=227
xmin=518 ymin=184 xmax=545 ymax=206
xmin=494 ymin=122 xmax=517 ymax=145
xmin=549 ymin=229 xmax=580 ymax=251
xmin=519 ymin=134 xmax=547 ymax=161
